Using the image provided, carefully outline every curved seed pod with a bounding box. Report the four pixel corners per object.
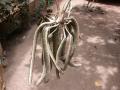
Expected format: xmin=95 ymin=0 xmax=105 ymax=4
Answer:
xmin=45 ymin=24 xmax=63 ymax=73
xmin=63 ymin=25 xmax=73 ymax=70
xmin=55 ymin=26 xmax=67 ymax=77
xmin=66 ymin=35 xmax=81 ymax=67
xmin=58 ymin=21 xmax=72 ymax=64
xmin=36 ymin=51 xmax=47 ymax=86
xmin=29 ymin=21 xmax=56 ymax=85
xmin=56 ymin=26 xmax=67 ymax=64
xmin=62 ymin=0 xmax=72 ymax=13
xmin=43 ymin=26 xmax=51 ymax=74
xmin=66 ymin=16 xmax=79 ymax=44
xmin=66 ymin=17 xmax=81 ymax=67
xmin=36 ymin=26 xmax=51 ymax=85
xmin=67 ymin=25 xmax=76 ymax=59
xmin=60 ymin=22 xmax=81 ymax=68
xmin=65 ymin=17 xmax=79 ymax=55
xmin=48 ymin=27 xmax=58 ymax=39
xmin=48 ymin=37 xmax=54 ymax=71
xmin=48 ymin=27 xmax=59 ymax=71
xmin=60 ymin=17 xmax=78 ymax=53
xmin=36 ymin=24 xmax=60 ymax=85
xmin=52 ymin=26 xmax=63 ymax=78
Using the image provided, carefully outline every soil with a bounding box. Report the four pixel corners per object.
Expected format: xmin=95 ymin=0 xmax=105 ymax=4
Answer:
xmin=4 ymin=0 xmax=120 ymax=90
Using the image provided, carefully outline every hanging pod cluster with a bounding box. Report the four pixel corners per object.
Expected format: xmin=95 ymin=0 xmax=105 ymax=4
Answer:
xmin=29 ymin=0 xmax=80 ymax=86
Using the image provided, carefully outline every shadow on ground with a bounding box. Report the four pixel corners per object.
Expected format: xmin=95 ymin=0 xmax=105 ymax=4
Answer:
xmin=5 ymin=1 xmax=120 ymax=90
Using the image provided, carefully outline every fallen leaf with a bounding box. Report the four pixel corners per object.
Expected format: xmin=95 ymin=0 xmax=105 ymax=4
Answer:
xmin=95 ymin=80 xmax=102 ymax=87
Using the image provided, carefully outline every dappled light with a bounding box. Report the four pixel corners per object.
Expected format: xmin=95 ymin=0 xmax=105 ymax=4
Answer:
xmin=107 ymin=39 xmax=116 ymax=44
xmin=0 ymin=0 xmax=120 ymax=90
xmin=96 ymin=65 xmax=118 ymax=90
xmin=86 ymin=36 xmax=105 ymax=45
xmin=72 ymin=55 xmax=90 ymax=65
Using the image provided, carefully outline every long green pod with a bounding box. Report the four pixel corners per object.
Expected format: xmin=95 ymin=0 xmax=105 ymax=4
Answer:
xmin=66 ymin=16 xmax=79 ymax=44
xmin=66 ymin=25 xmax=81 ymax=67
xmin=36 ymin=24 xmax=60 ymax=85
xmin=60 ymin=25 xmax=80 ymax=67
xmin=48 ymin=27 xmax=58 ymax=73
xmin=65 ymin=22 xmax=75 ymax=60
xmin=65 ymin=17 xmax=79 ymax=56
xmin=55 ymin=26 xmax=67 ymax=78
xmin=66 ymin=17 xmax=81 ymax=67
xmin=45 ymin=24 xmax=63 ymax=73
xmin=63 ymin=25 xmax=73 ymax=70
xmin=48 ymin=27 xmax=58 ymax=39
xmin=29 ymin=21 xmax=56 ymax=85
xmin=37 ymin=23 xmax=62 ymax=72
xmin=36 ymin=51 xmax=47 ymax=86
xmin=43 ymin=26 xmax=51 ymax=74
xmin=36 ymin=26 xmax=51 ymax=85
xmin=56 ymin=26 xmax=67 ymax=63
xmin=60 ymin=18 xmax=76 ymax=61
xmin=57 ymin=20 xmax=72 ymax=65
xmin=36 ymin=24 xmax=61 ymax=86
xmin=62 ymin=0 xmax=72 ymax=14
xmin=52 ymin=26 xmax=62 ymax=78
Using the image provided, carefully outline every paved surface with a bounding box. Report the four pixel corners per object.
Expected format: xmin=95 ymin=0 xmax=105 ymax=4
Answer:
xmin=5 ymin=0 xmax=120 ymax=90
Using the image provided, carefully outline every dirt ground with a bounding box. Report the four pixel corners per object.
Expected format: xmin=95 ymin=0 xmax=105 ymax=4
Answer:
xmin=4 ymin=0 xmax=120 ymax=90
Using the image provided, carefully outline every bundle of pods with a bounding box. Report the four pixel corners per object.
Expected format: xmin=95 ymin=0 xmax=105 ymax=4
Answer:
xmin=29 ymin=0 xmax=80 ymax=86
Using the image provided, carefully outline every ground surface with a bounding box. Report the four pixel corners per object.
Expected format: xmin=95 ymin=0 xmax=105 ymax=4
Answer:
xmin=5 ymin=0 xmax=120 ymax=90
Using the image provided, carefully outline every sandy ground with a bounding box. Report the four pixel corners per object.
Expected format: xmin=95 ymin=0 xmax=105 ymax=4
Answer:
xmin=5 ymin=0 xmax=120 ymax=90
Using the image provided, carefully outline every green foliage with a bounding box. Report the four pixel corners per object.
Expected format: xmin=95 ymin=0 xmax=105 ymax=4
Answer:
xmin=0 ymin=0 xmax=30 ymax=38
xmin=33 ymin=0 xmax=53 ymax=19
